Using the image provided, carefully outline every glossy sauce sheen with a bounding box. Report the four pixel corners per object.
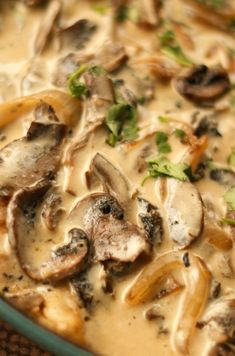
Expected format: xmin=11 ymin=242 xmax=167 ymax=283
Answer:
xmin=0 ymin=1 xmax=235 ymax=355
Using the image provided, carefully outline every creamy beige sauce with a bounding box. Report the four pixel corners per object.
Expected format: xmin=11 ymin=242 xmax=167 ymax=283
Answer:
xmin=0 ymin=1 xmax=235 ymax=355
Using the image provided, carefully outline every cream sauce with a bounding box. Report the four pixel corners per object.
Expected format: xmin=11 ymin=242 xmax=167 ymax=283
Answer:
xmin=0 ymin=1 xmax=235 ymax=355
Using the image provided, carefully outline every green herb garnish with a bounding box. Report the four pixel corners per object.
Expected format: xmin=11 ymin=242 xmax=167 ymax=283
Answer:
xmin=221 ymin=218 xmax=235 ymax=226
xmin=105 ymin=103 xmax=139 ymax=146
xmin=159 ymin=30 xmax=193 ymax=67
xmin=89 ymin=65 xmax=107 ymax=76
xmin=91 ymin=3 xmax=108 ymax=15
xmin=155 ymin=131 xmax=171 ymax=153
xmin=146 ymin=155 xmax=190 ymax=181
xmin=224 ymin=186 xmax=235 ymax=210
xmin=68 ymin=65 xmax=89 ymax=98
xmin=116 ymin=5 xmax=129 ymax=22
xmin=174 ymin=128 xmax=186 ymax=140
xmin=158 ymin=115 xmax=169 ymax=123
xmin=228 ymin=147 xmax=235 ymax=166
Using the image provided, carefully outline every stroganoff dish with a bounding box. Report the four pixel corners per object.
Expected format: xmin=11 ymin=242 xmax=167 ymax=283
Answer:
xmin=0 ymin=0 xmax=235 ymax=355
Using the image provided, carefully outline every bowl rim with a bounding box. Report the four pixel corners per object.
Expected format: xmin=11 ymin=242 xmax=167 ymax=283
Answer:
xmin=0 ymin=297 xmax=92 ymax=356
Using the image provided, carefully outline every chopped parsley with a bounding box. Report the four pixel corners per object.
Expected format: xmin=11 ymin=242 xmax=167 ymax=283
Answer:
xmin=174 ymin=128 xmax=186 ymax=139
xmin=155 ymin=131 xmax=171 ymax=154
xmin=68 ymin=65 xmax=89 ymax=99
xmin=105 ymin=103 xmax=139 ymax=146
xmin=115 ymin=5 xmax=129 ymax=22
xmin=146 ymin=155 xmax=190 ymax=181
xmin=228 ymin=148 xmax=235 ymax=166
xmin=89 ymin=65 xmax=107 ymax=76
xmin=224 ymin=186 xmax=235 ymax=211
xmin=158 ymin=115 xmax=169 ymax=123
xmin=221 ymin=218 xmax=235 ymax=226
xmin=196 ymin=0 xmax=226 ymax=9
xmin=159 ymin=30 xmax=193 ymax=67
xmin=91 ymin=3 xmax=108 ymax=15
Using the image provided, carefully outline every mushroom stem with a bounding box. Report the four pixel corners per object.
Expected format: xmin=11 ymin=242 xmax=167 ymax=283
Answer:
xmin=125 ymin=251 xmax=211 ymax=354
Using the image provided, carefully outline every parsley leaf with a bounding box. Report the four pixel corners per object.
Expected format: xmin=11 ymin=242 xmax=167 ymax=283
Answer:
xmin=221 ymin=218 xmax=235 ymax=226
xmin=224 ymin=186 xmax=235 ymax=210
xmin=68 ymin=65 xmax=89 ymax=98
xmin=105 ymin=103 xmax=139 ymax=146
xmin=158 ymin=115 xmax=169 ymax=123
xmin=155 ymin=131 xmax=171 ymax=153
xmin=228 ymin=147 xmax=235 ymax=166
xmin=89 ymin=65 xmax=107 ymax=76
xmin=91 ymin=3 xmax=108 ymax=15
xmin=159 ymin=30 xmax=193 ymax=67
xmin=174 ymin=128 xmax=186 ymax=139
xmin=146 ymin=155 xmax=190 ymax=181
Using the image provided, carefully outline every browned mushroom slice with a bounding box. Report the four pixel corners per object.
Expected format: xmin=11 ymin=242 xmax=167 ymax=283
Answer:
xmin=83 ymin=70 xmax=115 ymax=124
xmin=137 ymin=0 xmax=162 ymax=27
xmin=174 ymin=65 xmax=231 ymax=104
xmin=41 ymin=188 xmax=63 ymax=231
xmin=160 ymin=178 xmax=203 ymax=248
xmin=64 ymin=72 xmax=115 ymax=163
xmin=8 ymin=182 xmax=89 ymax=282
xmin=86 ymin=153 xmax=130 ymax=206
xmin=22 ymin=0 xmax=48 ymax=6
xmin=52 ymin=53 xmax=93 ymax=88
xmin=34 ymin=0 xmax=61 ymax=55
xmin=137 ymin=197 xmax=163 ymax=245
xmin=94 ymin=42 xmax=128 ymax=72
xmin=0 ymin=121 xmax=66 ymax=197
xmin=199 ymin=295 xmax=235 ymax=350
xmin=5 ymin=290 xmax=45 ymax=312
xmin=69 ymin=193 xmax=150 ymax=263
xmin=186 ymin=0 xmax=235 ymax=32
xmin=203 ymin=199 xmax=232 ymax=251
xmin=59 ymin=19 xmax=97 ymax=50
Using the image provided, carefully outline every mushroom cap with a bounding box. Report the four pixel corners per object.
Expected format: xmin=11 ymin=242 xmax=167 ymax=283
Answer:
xmin=69 ymin=193 xmax=150 ymax=262
xmin=161 ymin=178 xmax=204 ymax=248
xmin=174 ymin=65 xmax=230 ymax=104
xmin=7 ymin=181 xmax=89 ymax=282
xmin=86 ymin=152 xmax=130 ymax=206
xmin=0 ymin=121 xmax=66 ymax=198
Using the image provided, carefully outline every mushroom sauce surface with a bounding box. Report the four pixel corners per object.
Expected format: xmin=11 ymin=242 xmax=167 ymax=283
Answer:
xmin=0 ymin=0 xmax=235 ymax=355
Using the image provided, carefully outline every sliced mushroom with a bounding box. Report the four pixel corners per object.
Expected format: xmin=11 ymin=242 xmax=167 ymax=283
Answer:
xmin=23 ymin=0 xmax=48 ymax=6
xmin=64 ymin=72 xmax=115 ymax=164
xmin=5 ymin=290 xmax=45 ymax=312
xmin=69 ymin=193 xmax=150 ymax=263
xmin=137 ymin=0 xmax=162 ymax=27
xmin=160 ymin=178 xmax=203 ymax=248
xmin=125 ymin=251 xmax=211 ymax=355
xmin=174 ymin=65 xmax=231 ymax=105
xmin=94 ymin=42 xmax=128 ymax=72
xmin=209 ymin=169 xmax=235 ymax=188
xmin=52 ymin=53 xmax=93 ymax=88
xmin=186 ymin=0 xmax=235 ymax=32
xmin=34 ymin=0 xmax=61 ymax=55
xmin=137 ymin=197 xmax=163 ymax=245
xmin=0 ymin=90 xmax=82 ymax=128
xmin=199 ymin=295 xmax=235 ymax=345
xmin=0 ymin=121 xmax=66 ymax=197
xmin=59 ymin=19 xmax=97 ymax=50
xmin=86 ymin=153 xmax=130 ymax=206
xmin=203 ymin=198 xmax=232 ymax=251
xmin=41 ymin=188 xmax=63 ymax=231
xmin=8 ymin=182 xmax=89 ymax=282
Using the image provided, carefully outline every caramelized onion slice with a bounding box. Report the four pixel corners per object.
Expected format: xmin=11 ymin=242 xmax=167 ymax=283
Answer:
xmin=125 ymin=251 xmax=211 ymax=355
xmin=0 ymin=90 xmax=82 ymax=128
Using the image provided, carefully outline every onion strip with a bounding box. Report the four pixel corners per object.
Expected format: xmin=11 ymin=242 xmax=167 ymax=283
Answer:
xmin=125 ymin=251 xmax=211 ymax=355
xmin=0 ymin=90 xmax=82 ymax=128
